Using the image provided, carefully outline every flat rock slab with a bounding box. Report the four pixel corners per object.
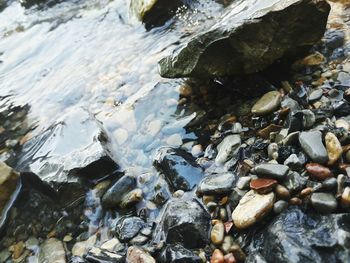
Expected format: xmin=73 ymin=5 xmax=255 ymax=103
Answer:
xmin=159 ymin=0 xmax=330 ymax=78
xmin=299 ymin=131 xmax=328 ymax=164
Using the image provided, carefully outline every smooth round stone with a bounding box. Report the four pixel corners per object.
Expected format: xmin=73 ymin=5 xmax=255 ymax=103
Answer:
xmin=267 ymin=143 xmax=279 ymax=160
xmin=197 ymin=173 xmax=236 ymax=195
xmin=302 ymin=110 xmax=316 ymax=129
xmin=337 ymin=174 xmax=346 ymax=197
xmin=236 ymin=176 xmax=252 ymax=190
xmin=310 ymin=193 xmax=337 ymax=213
xmin=299 ymin=131 xmax=328 ymax=164
xmin=100 ymin=238 xmax=122 ymax=252
xmin=211 ymin=249 xmax=224 ymax=263
xmin=191 ymin=144 xmax=203 ymax=157
xmin=250 ymin=178 xmax=277 ymax=194
xmin=275 ymin=184 xmax=290 ymax=200
xmin=335 ymin=119 xmax=350 ymax=131
xmin=273 ymin=200 xmax=288 ymax=214
xmin=308 ymin=89 xmax=323 ymax=102
xmin=251 ymin=91 xmax=281 ymax=116
xmin=120 ymin=188 xmax=143 ymax=208
xmin=232 ymin=190 xmax=275 ymax=229
xmin=224 ymin=253 xmax=236 ymax=263
xmin=215 ymin=135 xmax=241 ymax=164
xmin=325 ymin=132 xmax=342 ymax=165
xmin=306 ymin=163 xmax=332 ymax=181
xmin=321 ymin=177 xmax=337 ymax=191
xmin=221 ymin=236 xmax=234 ymax=254
xmin=211 ymin=221 xmax=225 ymax=245
xmin=253 ymin=163 xmax=289 ymax=180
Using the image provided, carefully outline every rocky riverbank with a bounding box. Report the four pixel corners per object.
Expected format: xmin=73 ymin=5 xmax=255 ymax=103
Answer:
xmin=0 ymin=0 xmax=350 ymax=262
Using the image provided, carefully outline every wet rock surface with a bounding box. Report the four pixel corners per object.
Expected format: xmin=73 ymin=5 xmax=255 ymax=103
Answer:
xmin=247 ymin=207 xmax=350 ymax=263
xmin=159 ymin=0 xmax=330 ymax=78
xmin=197 ymin=172 xmax=237 ymax=195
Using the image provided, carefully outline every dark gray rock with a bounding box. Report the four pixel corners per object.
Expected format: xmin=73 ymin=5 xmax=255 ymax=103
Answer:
xmin=153 ymin=147 xmax=203 ymax=192
xmin=17 ymin=108 xmax=118 ymax=184
xmin=299 ymin=131 xmax=328 ymax=164
xmin=283 ymin=171 xmax=308 ymax=194
xmin=158 ymin=198 xmax=210 ymax=249
xmin=246 ymin=207 xmax=350 ymax=263
xmin=102 ymin=175 xmax=136 ymax=208
xmin=196 ymin=172 xmax=237 ymax=195
xmin=159 ymin=0 xmax=330 ymax=78
xmin=253 ymin=163 xmax=289 ymax=181
xmin=115 ymin=217 xmax=145 ymax=242
xmin=158 ymin=244 xmax=202 ymax=263
xmin=310 ymin=193 xmax=337 ymax=213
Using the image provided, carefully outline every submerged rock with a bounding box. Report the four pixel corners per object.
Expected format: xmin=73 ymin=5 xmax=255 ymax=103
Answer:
xmin=158 ymin=198 xmax=210 ymax=248
xmin=159 ymin=0 xmax=330 ymax=78
xmin=247 ymin=207 xmax=350 ymax=263
xmin=153 ymin=147 xmax=203 ymax=191
xmin=197 ymin=172 xmax=237 ymax=195
xmin=215 ymin=135 xmax=241 ymax=164
xmin=17 ymin=108 xmax=118 ymax=184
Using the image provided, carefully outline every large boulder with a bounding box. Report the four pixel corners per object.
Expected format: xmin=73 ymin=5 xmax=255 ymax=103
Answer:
xmin=159 ymin=0 xmax=330 ymax=78
xmin=246 ymin=207 xmax=350 ymax=263
xmin=17 ymin=108 xmax=118 ymax=184
xmin=157 ymin=198 xmax=210 ymax=249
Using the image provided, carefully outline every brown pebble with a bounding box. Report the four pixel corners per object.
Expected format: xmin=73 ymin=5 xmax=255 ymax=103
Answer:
xmin=230 ymin=244 xmax=246 ymax=262
xmin=219 ymin=196 xmax=228 ymax=205
xmin=12 ymin=241 xmax=24 ymax=260
xmin=325 ymin=132 xmax=342 ymax=165
xmin=257 ymin=124 xmax=282 ymax=139
xmin=224 ymin=253 xmax=236 ymax=263
xmin=275 ymin=184 xmax=290 ymax=200
xmin=341 ymin=187 xmax=350 ymax=208
xmin=300 ymin=187 xmax=313 ymax=199
xmin=250 ymin=178 xmax=278 ymax=194
xmin=211 ymin=249 xmax=224 ymax=263
xmin=289 ymin=197 xmax=302 ymax=205
xmin=306 ymin=163 xmax=332 ymax=181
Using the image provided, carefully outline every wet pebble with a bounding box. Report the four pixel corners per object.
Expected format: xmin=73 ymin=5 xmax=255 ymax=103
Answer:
xmin=267 ymin=143 xmax=278 ymax=160
xmin=251 ymin=91 xmax=281 ymax=116
xmin=306 ymin=163 xmax=332 ymax=181
xmin=224 ymin=253 xmax=236 ymax=263
xmin=253 ymin=163 xmax=289 ymax=180
xmin=211 ymin=221 xmax=225 ymax=245
xmin=325 ymin=132 xmax=342 ymax=165
xmin=341 ymin=187 xmax=350 ymax=208
xmin=273 ymin=200 xmax=288 ymax=214
xmin=215 ymin=135 xmax=241 ymax=164
xmin=39 ymin=238 xmax=66 ymax=263
xmin=275 ymin=184 xmax=290 ymax=200
xmin=308 ymin=89 xmax=323 ymax=102
xmin=197 ymin=173 xmax=237 ymax=195
xmin=299 ymin=131 xmax=328 ymax=164
xmin=335 ymin=119 xmax=349 ymax=131
xmin=302 ymin=110 xmax=315 ymax=129
xmin=236 ymin=176 xmax=251 ymax=190
xmin=211 ymin=249 xmax=224 ymax=263
xmin=250 ymin=178 xmax=277 ymax=194
xmin=127 ymin=246 xmax=156 ymax=263
xmin=283 ymin=154 xmax=302 ymax=171
xmin=232 ymin=190 xmax=275 ymax=229
xmin=310 ymin=192 xmax=337 ymax=213
xmin=102 ymin=175 xmax=136 ymax=208
xmin=100 ymin=238 xmax=122 ymax=252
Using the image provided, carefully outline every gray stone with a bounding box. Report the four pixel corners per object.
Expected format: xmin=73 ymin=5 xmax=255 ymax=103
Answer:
xmin=310 ymin=192 xmax=337 ymax=213
xmin=157 ymin=198 xmax=210 ymax=248
xmin=215 ymin=135 xmax=241 ymax=164
xmin=197 ymin=173 xmax=237 ymax=195
xmin=308 ymin=89 xmax=323 ymax=102
xmin=302 ymin=110 xmax=316 ymax=129
xmin=273 ymin=200 xmax=288 ymax=214
xmin=283 ymin=171 xmax=308 ymax=194
xmin=299 ymin=131 xmax=328 ymax=164
xmin=115 ymin=217 xmax=145 ymax=242
xmin=102 ymin=175 xmax=137 ymax=208
xmin=283 ymin=154 xmax=302 ymax=171
xmin=236 ymin=176 xmax=252 ymax=190
xmin=251 ymin=91 xmax=281 ymax=116
xmin=159 ymin=244 xmax=202 ymax=263
xmin=253 ymin=163 xmax=289 ymax=180
xmin=281 ymin=97 xmax=301 ymax=112
xmin=39 ymin=238 xmax=66 ymax=263
xmin=159 ymin=0 xmax=330 ymax=78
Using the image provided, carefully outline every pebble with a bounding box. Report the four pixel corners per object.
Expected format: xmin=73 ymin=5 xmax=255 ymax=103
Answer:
xmin=267 ymin=143 xmax=279 ymax=160
xmin=299 ymin=52 xmax=325 ymax=66
xmin=120 ymin=188 xmax=143 ymax=208
xmin=211 ymin=249 xmax=224 ymax=263
xmin=25 ymin=237 xmax=39 ymax=251
xmin=72 ymin=235 xmax=97 ymax=257
xmin=250 ymin=178 xmax=277 ymax=194
xmin=127 ymin=246 xmax=156 ymax=263
xmin=302 ymin=110 xmax=316 ymax=129
xmin=275 ymin=184 xmax=290 ymax=200
xmin=191 ymin=144 xmax=203 ymax=157
xmin=300 ymin=187 xmax=313 ymax=199
xmin=224 ymin=253 xmax=236 ymax=263
xmin=229 ymin=243 xmax=246 ymax=262
xmin=310 ymin=192 xmax=337 ymax=213
xmin=321 ymin=177 xmax=337 ymax=191
xmin=273 ymin=200 xmax=288 ymax=214
xmin=100 ymin=238 xmax=121 ymax=252
xmin=221 ymin=236 xmax=234 ymax=254
xmin=253 ymin=163 xmax=289 ymax=180
xmin=308 ymin=89 xmax=323 ymax=102
xmin=281 ymin=97 xmax=301 ymax=112
xmin=236 ymin=176 xmax=251 ymax=190
xmin=39 ymin=238 xmax=66 ymax=263
xmin=289 ymin=197 xmax=302 ymax=205
xmin=215 ymin=135 xmax=241 ymax=164
xmin=251 ymin=91 xmax=281 ymax=116
xmin=341 ymin=187 xmax=350 ymax=208
xmin=284 ymin=154 xmax=302 ymax=171
xmin=197 ymin=173 xmax=237 ymax=195
xmin=232 ymin=190 xmax=275 ymax=229
xmin=11 ymin=241 xmax=24 ymax=259
xmin=325 ymin=132 xmax=342 ymax=165
xmin=306 ymin=163 xmax=332 ymax=181
xmin=299 ymin=131 xmax=328 ymax=164
xmin=337 ymin=174 xmax=345 ymax=197
xmin=211 ymin=221 xmax=225 ymax=245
